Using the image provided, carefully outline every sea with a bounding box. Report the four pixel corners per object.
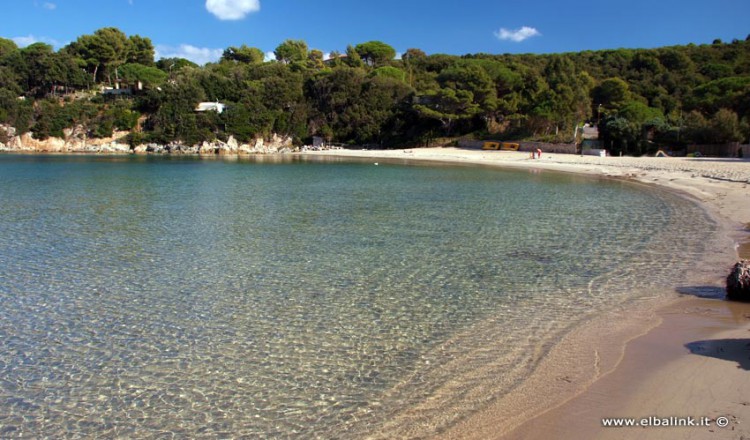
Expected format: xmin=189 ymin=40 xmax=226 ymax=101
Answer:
xmin=0 ymin=154 xmax=716 ymax=438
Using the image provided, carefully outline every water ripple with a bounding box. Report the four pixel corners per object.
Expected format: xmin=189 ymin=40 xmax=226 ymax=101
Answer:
xmin=0 ymin=155 xmax=715 ymax=439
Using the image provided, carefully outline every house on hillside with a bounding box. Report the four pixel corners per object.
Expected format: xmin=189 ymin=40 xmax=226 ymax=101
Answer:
xmin=195 ymin=102 xmax=227 ymax=114
xmin=101 ymin=81 xmax=143 ymax=97
xmin=323 ymin=54 xmax=348 ymax=66
xmin=580 ymin=123 xmax=602 ymax=149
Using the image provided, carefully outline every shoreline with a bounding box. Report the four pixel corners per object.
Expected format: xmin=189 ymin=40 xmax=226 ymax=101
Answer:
xmin=303 ymin=147 xmax=750 ymax=439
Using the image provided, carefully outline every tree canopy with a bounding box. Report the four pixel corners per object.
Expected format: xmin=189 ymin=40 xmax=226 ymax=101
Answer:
xmin=354 ymin=41 xmax=396 ymax=67
xmin=1 ymin=27 xmax=749 ymax=153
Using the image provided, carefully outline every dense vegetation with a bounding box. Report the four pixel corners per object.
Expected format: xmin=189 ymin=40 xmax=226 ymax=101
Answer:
xmin=1 ymin=28 xmax=749 ymax=154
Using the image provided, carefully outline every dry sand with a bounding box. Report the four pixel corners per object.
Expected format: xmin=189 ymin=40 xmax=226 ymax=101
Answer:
xmin=304 ymin=147 xmax=750 ymax=439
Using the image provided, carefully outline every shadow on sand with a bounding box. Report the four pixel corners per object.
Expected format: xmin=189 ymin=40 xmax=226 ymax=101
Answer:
xmin=676 ymin=285 xmax=727 ymax=299
xmin=685 ymin=339 xmax=750 ymax=371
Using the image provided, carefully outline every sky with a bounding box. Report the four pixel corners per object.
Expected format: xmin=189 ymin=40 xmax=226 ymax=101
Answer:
xmin=2 ymin=0 xmax=749 ymax=65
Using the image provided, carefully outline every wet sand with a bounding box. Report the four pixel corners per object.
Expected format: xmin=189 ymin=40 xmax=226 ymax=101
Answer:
xmin=304 ymin=147 xmax=750 ymax=439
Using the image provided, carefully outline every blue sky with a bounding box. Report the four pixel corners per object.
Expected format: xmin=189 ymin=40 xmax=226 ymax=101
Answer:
xmin=3 ymin=0 xmax=749 ymax=64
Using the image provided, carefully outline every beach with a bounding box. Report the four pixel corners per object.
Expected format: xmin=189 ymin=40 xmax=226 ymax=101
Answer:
xmin=304 ymin=147 xmax=750 ymax=439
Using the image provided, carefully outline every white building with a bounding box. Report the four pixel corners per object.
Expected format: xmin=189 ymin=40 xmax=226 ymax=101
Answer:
xmin=195 ymin=102 xmax=227 ymax=114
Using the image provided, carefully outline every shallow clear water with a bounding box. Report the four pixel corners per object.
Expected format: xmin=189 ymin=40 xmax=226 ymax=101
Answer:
xmin=0 ymin=154 xmax=714 ymax=439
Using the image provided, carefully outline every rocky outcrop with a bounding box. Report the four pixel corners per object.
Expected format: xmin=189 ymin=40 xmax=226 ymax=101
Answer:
xmin=0 ymin=124 xmax=130 ymax=153
xmin=727 ymin=260 xmax=750 ymax=302
xmin=128 ymin=135 xmax=296 ymax=155
xmin=0 ymin=124 xmax=298 ymax=155
xmin=235 ymin=134 xmax=295 ymax=154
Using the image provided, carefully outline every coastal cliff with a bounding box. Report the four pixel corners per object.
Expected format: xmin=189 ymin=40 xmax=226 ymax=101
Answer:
xmin=0 ymin=125 xmax=296 ymax=155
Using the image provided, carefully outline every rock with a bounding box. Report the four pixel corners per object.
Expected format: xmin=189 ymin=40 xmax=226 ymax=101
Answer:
xmin=226 ymin=136 xmax=239 ymax=151
xmin=0 ymin=124 xmax=16 ymax=138
xmin=726 ymin=260 xmax=750 ymax=301
xmin=0 ymin=124 xmax=300 ymax=156
xmin=62 ymin=124 xmax=87 ymax=151
xmin=217 ymin=139 xmax=238 ymax=155
xmin=238 ymin=142 xmax=253 ymax=154
xmin=19 ymin=133 xmax=66 ymax=152
xmin=253 ymin=137 xmax=265 ymax=153
xmin=199 ymin=141 xmax=216 ymax=155
xmin=266 ymin=133 xmax=293 ymax=152
xmin=146 ymin=143 xmax=164 ymax=153
xmin=99 ymin=142 xmax=130 ymax=153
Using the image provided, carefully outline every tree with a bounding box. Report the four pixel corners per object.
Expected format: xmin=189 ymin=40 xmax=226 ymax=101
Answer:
xmin=601 ymin=115 xmax=640 ymax=155
xmin=370 ymin=66 xmax=406 ymax=82
xmin=357 ymin=75 xmax=413 ymax=144
xmin=618 ymin=101 xmax=664 ymax=125
xmin=307 ymin=49 xmax=324 ymax=69
xmin=436 ymin=63 xmax=497 ymax=116
xmin=257 ymin=67 xmax=307 ymax=138
xmin=0 ymin=66 xmax=22 ymax=96
xmin=222 ymin=45 xmax=264 ymax=64
xmin=414 ymin=88 xmax=479 ymax=135
xmin=683 ymin=110 xmax=710 ymax=144
xmin=709 ymin=108 xmax=743 ymax=143
xmin=156 ymin=57 xmax=198 ymax=73
xmin=307 ymin=66 xmax=412 ymax=145
xmin=658 ymin=49 xmax=694 ymax=71
xmin=63 ymin=35 xmax=101 ymax=83
xmin=344 ymin=45 xmax=364 ymax=68
xmin=274 ymin=39 xmax=308 ymax=64
xmin=0 ymin=38 xmax=18 ymax=59
xmin=118 ymin=63 xmax=168 ymax=88
xmin=402 ymin=48 xmax=427 ymax=87
xmin=94 ymin=27 xmax=130 ymax=83
xmin=412 ymin=62 xmax=498 ymax=136
xmin=535 ymin=56 xmax=593 ymax=137
xmin=689 ymin=76 xmax=750 ymax=114
xmin=20 ymin=43 xmax=63 ymax=95
xmin=403 ymin=48 xmax=427 ymax=62
xmin=65 ymin=27 xmax=131 ymax=84
xmin=592 ymin=77 xmax=631 ymax=111
xmin=354 ymin=41 xmax=396 ymax=67
xmin=144 ymin=75 xmax=207 ymax=144
xmin=325 ymin=50 xmax=343 ymax=67
xmin=128 ymin=35 xmax=155 ymax=66
xmin=599 ymin=102 xmax=664 ymax=155
xmin=55 ymin=51 xmax=89 ymax=91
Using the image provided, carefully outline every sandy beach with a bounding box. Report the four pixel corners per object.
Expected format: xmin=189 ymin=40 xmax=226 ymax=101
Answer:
xmin=304 ymin=147 xmax=750 ymax=439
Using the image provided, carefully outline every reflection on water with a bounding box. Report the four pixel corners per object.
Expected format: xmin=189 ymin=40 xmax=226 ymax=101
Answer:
xmin=0 ymin=155 xmax=714 ymax=438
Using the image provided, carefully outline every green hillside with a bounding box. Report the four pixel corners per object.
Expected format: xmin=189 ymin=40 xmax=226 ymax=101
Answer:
xmin=1 ymin=29 xmax=748 ymax=154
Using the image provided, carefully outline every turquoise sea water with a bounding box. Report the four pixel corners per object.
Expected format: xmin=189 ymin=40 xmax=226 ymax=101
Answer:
xmin=0 ymin=154 xmax=715 ymax=438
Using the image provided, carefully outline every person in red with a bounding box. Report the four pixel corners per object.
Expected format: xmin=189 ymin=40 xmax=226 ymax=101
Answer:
xmin=536 ymin=148 xmax=542 ymax=159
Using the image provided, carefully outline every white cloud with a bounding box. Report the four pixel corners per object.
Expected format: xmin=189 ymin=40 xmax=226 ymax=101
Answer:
xmin=263 ymin=51 xmax=275 ymax=62
xmin=11 ymin=34 xmax=61 ymax=48
xmin=43 ymin=2 xmax=56 ymax=10
xmin=205 ymin=0 xmax=260 ymax=20
xmin=12 ymin=36 xmax=39 ymax=47
xmin=155 ymin=44 xmax=224 ymax=65
xmin=494 ymin=26 xmax=541 ymax=43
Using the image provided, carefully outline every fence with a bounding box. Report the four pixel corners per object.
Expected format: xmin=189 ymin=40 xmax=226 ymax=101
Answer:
xmin=687 ymin=142 xmax=745 ymax=157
